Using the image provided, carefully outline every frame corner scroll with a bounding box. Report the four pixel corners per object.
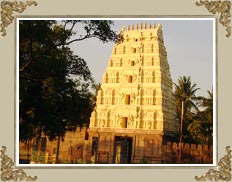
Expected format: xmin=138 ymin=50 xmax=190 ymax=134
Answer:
xmin=0 ymin=0 xmax=38 ymax=37
xmin=0 ymin=146 xmax=38 ymax=181
xmin=195 ymin=146 xmax=232 ymax=181
xmin=195 ymin=0 xmax=231 ymax=38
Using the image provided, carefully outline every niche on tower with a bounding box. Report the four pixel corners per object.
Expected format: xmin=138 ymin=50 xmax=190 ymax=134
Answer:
xmin=125 ymin=95 xmax=131 ymax=105
xmin=128 ymin=75 xmax=133 ymax=83
xmin=121 ymin=117 xmax=128 ymax=128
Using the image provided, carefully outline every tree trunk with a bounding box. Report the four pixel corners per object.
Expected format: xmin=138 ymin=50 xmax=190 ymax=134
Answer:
xmin=56 ymin=135 xmax=61 ymax=164
xmin=27 ymin=140 xmax=30 ymax=161
xmin=178 ymin=100 xmax=184 ymax=163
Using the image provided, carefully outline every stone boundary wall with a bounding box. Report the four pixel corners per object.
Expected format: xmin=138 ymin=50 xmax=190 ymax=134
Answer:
xmin=161 ymin=142 xmax=213 ymax=164
xmin=19 ymin=129 xmax=213 ymax=164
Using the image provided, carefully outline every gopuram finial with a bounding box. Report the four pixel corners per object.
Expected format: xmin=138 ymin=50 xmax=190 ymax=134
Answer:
xmin=144 ymin=23 xmax=147 ymax=29
xmin=140 ymin=23 xmax=143 ymax=30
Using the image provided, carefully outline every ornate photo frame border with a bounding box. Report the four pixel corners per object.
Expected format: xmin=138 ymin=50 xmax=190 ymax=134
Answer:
xmin=0 ymin=0 xmax=231 ymax=182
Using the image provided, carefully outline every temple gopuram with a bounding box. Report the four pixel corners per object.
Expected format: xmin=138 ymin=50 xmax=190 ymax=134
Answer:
xmin=87 ymin=23 xmax=178 ymax=164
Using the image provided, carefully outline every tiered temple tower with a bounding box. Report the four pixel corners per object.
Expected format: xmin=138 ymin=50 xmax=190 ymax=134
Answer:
xmin=87 ymin=23 xmax=178 ymax=164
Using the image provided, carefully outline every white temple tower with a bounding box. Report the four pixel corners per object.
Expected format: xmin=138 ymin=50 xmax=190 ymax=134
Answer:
xmin=87 ymin=23 xmax=178 ymax=164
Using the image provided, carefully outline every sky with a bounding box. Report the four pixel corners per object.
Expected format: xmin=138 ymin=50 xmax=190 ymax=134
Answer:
xmin=69 ymin=19 xmax=214 ymax=97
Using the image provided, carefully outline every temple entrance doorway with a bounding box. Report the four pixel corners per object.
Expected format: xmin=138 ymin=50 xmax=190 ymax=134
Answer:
xmin=114 ymin=136 xmax=132 ymax=164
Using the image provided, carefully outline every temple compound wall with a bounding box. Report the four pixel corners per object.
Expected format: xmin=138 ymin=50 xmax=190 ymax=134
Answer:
xmin=19 ymin=127 xmax=213 ymax=164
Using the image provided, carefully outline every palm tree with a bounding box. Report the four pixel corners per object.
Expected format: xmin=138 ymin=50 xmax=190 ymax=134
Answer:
xmin=174 ymin=76 xmax=200 ymax=114
xmin=174 ymin=76 xmax=200 ymax=163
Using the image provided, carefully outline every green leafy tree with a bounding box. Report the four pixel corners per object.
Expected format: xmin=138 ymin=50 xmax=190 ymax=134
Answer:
xmin=19 ymin=20 xmax=118 ymax=163
xmin=19 ymin=20 xmax=118 ymax=72
xmin=188 ymin=90 xmax=213 ymax=145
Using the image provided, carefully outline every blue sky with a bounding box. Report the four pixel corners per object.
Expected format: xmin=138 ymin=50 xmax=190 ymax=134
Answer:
xmin=69 ymin=19 xmax=214 ymax=97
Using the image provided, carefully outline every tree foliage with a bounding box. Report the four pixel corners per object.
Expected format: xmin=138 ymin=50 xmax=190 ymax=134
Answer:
xmin=174 ymin=76 xmax=200 ymax=143
xmin=174 ymin=76 xmax=213 ymax=145
xmin=19 ymin=20 xmax=117 ymax=145
xmin=188 ymin=90 xmax=213 ymax=144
